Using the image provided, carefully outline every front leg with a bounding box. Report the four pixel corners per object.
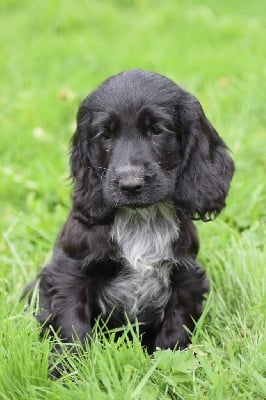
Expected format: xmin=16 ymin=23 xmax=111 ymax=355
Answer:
xmin=37 ymin=264 xmax=93 ymax=343
xmin=155 ymin=263 xmax=208 ymax=350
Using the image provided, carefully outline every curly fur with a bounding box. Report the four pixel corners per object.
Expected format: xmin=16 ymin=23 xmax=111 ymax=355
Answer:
xmin=24 ymin=69 xmax=234 ymax=361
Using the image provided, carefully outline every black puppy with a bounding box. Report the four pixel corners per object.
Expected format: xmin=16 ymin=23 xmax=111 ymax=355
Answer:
xmin=25 ymin=69 xmax=234 ymax=353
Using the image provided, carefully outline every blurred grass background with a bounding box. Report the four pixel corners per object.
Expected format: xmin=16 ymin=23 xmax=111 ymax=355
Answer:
xmin=0 ymin=0 xmax=265 ymax=398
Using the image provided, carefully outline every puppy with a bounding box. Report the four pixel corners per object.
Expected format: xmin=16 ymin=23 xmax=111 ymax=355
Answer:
xmin=25 ymin=69 xmax=234 ymax=354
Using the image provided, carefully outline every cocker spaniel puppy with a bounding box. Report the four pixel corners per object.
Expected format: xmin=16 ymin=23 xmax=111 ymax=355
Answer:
xmin=25 ymin=69 xmax=234 ymax=354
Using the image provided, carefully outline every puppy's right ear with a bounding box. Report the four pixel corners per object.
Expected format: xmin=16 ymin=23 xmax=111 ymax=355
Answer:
xmin=70 ymin=104 xmax=89 ymax=179
xmin=70 ymin=101 xmax=111 ymax=223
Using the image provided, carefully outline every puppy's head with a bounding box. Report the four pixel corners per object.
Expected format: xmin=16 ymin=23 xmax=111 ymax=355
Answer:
xmin=71 ymin=69 xmax=234 ymax=222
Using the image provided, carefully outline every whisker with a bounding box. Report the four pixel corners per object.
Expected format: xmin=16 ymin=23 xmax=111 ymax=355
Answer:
xmin=151 ymin=141 xmax=165 ymax=150
xmin=86 ymin=166 xmax=111 ymax=172
xmin=150 ymin=160 xmax=176 ymax=167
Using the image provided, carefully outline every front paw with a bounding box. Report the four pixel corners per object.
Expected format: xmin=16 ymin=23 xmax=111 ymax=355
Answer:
xmin=155 ymin=327 xmax=190 ymax=351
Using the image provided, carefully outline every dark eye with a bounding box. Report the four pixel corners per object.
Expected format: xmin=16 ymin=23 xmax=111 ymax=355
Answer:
xmin=102 ymin=130 xmax=112 ymax=140
xmin=150 ymin=125 xmax=162 ymax=136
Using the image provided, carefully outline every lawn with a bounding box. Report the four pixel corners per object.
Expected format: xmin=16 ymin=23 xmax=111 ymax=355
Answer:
xmin=0 ymin=0 xmax=265 ymax=398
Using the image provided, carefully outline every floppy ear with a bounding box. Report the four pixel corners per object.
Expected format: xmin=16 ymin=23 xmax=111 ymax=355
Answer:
xmin=174 ymin=97 xmax=234 ymax=221
xmin=70 ymin=102 xmax=111 ymax=223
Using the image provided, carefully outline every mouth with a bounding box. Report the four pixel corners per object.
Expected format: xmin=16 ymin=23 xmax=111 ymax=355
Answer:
xmin=119 ymin=202 xmax=154 ymax=210
xmin=110 ymin=191 xmax=170 ymax=210
xmin=115 ymin=198 xmax=154 ymax=209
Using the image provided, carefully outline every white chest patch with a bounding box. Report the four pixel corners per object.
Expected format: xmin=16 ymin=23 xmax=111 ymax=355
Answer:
xmin=98 ymin=202 xmax=180 ymax=320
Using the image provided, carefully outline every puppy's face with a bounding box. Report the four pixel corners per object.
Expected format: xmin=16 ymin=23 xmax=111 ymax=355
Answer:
xmin=72 ymin=69 xmax=234 ymax=221
xmin=89 ymin=104 xmax=181 ymax=208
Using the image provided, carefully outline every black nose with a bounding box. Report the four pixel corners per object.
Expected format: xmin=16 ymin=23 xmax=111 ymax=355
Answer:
xmin=119 ymin=177 xmax=144 ymax=195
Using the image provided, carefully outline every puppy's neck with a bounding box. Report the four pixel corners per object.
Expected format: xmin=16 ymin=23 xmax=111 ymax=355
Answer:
xmin=111 ymin=202 xmax=180 ymax=270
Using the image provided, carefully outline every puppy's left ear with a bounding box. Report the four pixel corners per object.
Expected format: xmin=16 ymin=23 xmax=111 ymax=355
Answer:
xmin=175 ymin=95 xmax=234 ymax=220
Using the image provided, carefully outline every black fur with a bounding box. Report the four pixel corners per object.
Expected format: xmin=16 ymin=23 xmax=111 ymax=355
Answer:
xmin=24 ymin=69 xmax=234 ymax=357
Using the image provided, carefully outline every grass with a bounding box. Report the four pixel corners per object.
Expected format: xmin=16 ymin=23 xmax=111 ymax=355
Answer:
xmin=0 ymin=0 xmax=265 ymax=398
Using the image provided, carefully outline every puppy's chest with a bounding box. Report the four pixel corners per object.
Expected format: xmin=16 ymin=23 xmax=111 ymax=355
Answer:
xmin=97 ymin=203 xmax=180 ymax=320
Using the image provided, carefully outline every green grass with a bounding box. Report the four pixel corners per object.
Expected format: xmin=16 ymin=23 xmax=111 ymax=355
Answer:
xmin=0 ymin=0 xmax=265 ymax=398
